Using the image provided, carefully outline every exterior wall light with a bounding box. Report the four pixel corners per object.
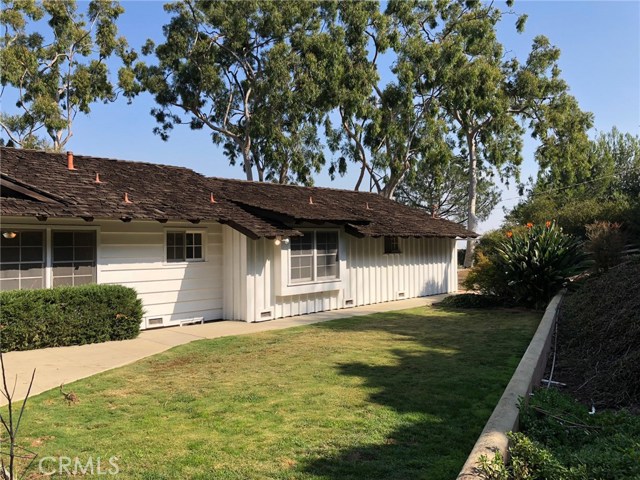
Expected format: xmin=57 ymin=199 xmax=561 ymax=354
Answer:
xmin=2 ymin=231 xmax=17 ymax=239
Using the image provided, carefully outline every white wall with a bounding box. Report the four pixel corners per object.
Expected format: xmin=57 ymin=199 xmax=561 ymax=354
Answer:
xmin=1 ymin=217 xmax=224 ymax=328
xmin=99 ymin=220 xmax=223 ymax=327
xmin=236 ymin=227 xmax=458 ymax=322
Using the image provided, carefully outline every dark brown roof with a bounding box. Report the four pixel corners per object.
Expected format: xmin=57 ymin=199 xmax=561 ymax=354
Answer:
xmin=0 ymin=147 xmax=477 ymax=239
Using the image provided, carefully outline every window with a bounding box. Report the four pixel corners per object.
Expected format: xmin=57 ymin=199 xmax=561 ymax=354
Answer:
xmin=52 ymin=231 xmax=97 ymax=287
xmin=166 ymin=231 xmax=203 ymax=262
xmin=0 ymin=230 xmax=45 ymax=290
xmin=290 ymin=231 xmax=339 ymax=284
xmin=384 ymin=236 xmax=401 ymax=254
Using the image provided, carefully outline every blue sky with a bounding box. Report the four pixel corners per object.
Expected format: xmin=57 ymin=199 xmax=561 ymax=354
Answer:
xmin=3 ymin=1 xmax=639 ymax=232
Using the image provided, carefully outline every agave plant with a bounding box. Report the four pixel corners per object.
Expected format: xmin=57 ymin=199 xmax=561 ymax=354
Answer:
xmin=496 ymin=222 xmax=591 ymax=308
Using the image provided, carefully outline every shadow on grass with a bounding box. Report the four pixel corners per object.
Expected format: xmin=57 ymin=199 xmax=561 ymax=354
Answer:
xmin=300 ymin=308 xmax=536 ymax=480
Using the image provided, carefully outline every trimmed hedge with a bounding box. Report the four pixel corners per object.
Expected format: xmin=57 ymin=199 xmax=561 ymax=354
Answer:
xmin=0 ymin=285 xmax=143 ymax=352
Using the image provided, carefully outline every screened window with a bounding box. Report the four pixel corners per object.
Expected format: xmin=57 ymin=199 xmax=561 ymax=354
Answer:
xmin=290 ymin=231 xmax=339 ymax=284
xmin=166 ymin=232 xmax=203 ymax=262
xmin=0 ymin=230 xmax=45 ymax=290
xmin=384 ymin=236 xmax=401 ymax=254
xmin=52 ymin=231 xmax=97 ymax=287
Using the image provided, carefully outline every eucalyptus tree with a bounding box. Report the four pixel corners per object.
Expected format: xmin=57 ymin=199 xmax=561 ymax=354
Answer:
xmin=391 ymin=0 xmax=592 ymax=266
xmin=124 ymin=0 xmax=344 ymax=184
xmin=0 ymin=0 xmax=129 ymax=151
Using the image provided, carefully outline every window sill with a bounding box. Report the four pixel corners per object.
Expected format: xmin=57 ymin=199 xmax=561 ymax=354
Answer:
xmin=277 ymin=279 xmax=342 ymax=297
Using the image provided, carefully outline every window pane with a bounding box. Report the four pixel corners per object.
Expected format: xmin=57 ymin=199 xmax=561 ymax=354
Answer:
xmin=20 ymin=231 xmax=43 ymax=247
xmin=167 ymin=233 xmax=177 ymax=247
xmin=0 ymin=264 xmax=20 ymax=279
xmin=74 ymin=263 xmax=94 ymax=276
xmin=20 ymin=264 xmax=43 ymax=278
xmin=73 ymin=276 xmax=93 ymax=286
xmin=53 ymin=232 xmax=73 ymax=246
xmin=0 ymin=234 xmax=19 ymax=247
xmin=21 ymin=247 xmax=43 ymax=262
xmin=53 ymin=247 xmax=74 ymax=262
xmin=74 ymin=232 xmax=95 ymax=246
xmin=53 ymin=277 xmax=73 ymax=287
xmin=193 ymin=246 xmax=202 ymax=259
xmin=0 ymin=279 xmax=19 ymax=290
xmin=74 ymin=247 xmax=94 ymax=261
xmin=21 ymin=276 xmax=44 ymax=290
xmin=291 ymin=232 xmax=313 ymax=256
xmin=52 ymin=263 xmax=74 ymax=277
xmin=0 ymin=247 xmax=20 ymax=262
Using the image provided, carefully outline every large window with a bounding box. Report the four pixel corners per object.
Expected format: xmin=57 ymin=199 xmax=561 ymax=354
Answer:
xmin=0 ymin=230 xmax=45 ymax=290
xmin=290 ymin=231 xmax=339 ymax=284
xmin=166 ymin=231 xmax=203 ymax=262
xmin=52 ymin=231 xmax=97 ymax=286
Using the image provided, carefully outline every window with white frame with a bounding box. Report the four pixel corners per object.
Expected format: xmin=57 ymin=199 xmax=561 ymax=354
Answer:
xmin=290 ymin=231 xmax=339 ymax=284
xmin=0 ymin=230 xmax=45 ymax=290
xmin=166 ymin=231 xmax=203 ymax=262
xmin=52 ymin=231 xmax=97 ymax=287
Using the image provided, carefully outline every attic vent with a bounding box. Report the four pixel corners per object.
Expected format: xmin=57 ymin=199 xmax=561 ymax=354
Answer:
xmin=345 ymin=299 xmax=354 ymax=306
xmin=397 ymin=291 xmax=406 ymax=299
xmin=147 ymin=317 xmax=163 ymax=327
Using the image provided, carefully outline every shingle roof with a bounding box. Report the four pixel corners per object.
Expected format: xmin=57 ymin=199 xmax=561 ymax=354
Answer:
xmin=0 ymin=147 xmax=477 ymax=239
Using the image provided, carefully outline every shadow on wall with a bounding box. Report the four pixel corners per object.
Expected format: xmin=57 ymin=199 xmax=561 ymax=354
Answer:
xmin=299 ymin=310 xmax=529 ymax=480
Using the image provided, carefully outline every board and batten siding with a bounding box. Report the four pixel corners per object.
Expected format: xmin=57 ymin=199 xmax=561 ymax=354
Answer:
xmin=99 ymin=220 xmax=223 ymax=327
xmin=224 ymin=225 xmax=457 ymax=322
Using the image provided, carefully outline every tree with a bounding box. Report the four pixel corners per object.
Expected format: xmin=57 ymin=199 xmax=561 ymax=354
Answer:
xmin=507 ymin=128 xmax=640 ymax=239
xmin=390 ymin=0 xmax=592 ymax=266
xmin=0 ymin=0 xmax=129 ymax=151
xmin=395 ymin=145 xmax=500 ymax=224
xmin=124 ymin=0 xmax=343 ymax=184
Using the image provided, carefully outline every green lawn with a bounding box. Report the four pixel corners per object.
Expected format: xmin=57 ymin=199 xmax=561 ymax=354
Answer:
xmin=11 ymin=306 xmax=539 ymax=479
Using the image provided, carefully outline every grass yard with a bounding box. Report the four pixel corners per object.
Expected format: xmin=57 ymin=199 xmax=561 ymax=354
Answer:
xmin=10 ymin=306 xmax=540 ymax=479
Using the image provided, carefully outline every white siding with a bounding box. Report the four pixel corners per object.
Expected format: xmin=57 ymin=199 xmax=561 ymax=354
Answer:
xmin=1 ymin=217 xmax=225 ymax=328
xmin=238 ymin=229 xmax=458 ymax=322
xmin=98 ymin=220 xmax=223 ymax=327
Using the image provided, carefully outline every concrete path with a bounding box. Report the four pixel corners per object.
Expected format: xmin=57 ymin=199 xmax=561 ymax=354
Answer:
xmin=1 ymin=295 xmax=448 ymax=405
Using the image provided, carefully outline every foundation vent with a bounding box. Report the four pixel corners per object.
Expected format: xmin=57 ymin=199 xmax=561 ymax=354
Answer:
xmin=345 ymin=299 xmax=354 ymax=307
xmin=397 ymin=291 xmax=406 ymax=299
xmin=147 ymin=317 xmax=164 ymax=327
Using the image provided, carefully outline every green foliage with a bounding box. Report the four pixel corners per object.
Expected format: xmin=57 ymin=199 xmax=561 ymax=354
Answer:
xmin=495 ymin=222 xmax=590 ymax=308
xmin=438 ymin=293 xmax=505 ymax=309
xmin=508 ymin=128 xmax=640 ymax=242
xmin=0 ymin=284 xmax=142 ymax=352
xmin=126 ymin=0 xmax=345 ymax=184
xmin=396 ymin=153 xmax=501 ymax=223
xmin=479 ymin=389 xmax=640 ymax=480
xmin=585 ymin=221 xmax=625 ymax=272
xmin=558 ymin=259 xmax=640 ymax=408
xmin=0 ymin=0 xmax=129 ymax=151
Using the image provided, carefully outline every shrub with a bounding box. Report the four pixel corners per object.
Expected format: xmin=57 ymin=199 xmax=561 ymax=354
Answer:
xmin=585 ymin=221 xmax=625 ymax=272
xmin=0 ymin=285 xmax=143 ymax=352
xmin=463 ymin=251 xmax=511 ymax=298
xmin=438 ymin=293 xmax=505 ymax=309
xmin=558 ymin=258 xmax=640 ymax=408
xmin=479 ymin=389 xmax=640 ymax=480
xmin=495 ymin=222 xmax=590 ymax=308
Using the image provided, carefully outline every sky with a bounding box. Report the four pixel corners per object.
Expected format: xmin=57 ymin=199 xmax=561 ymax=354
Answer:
xmin=3 ymin=1 xmax=639 ymax=233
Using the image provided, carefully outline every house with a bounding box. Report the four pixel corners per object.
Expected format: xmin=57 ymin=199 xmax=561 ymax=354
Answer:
xmin=0 ymin=147 xmax=477 ymax=328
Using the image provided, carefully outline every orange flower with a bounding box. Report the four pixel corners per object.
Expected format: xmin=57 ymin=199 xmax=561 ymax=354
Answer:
xmin=545 ymin=221 xmax=552 ymax=228
xmin=506 ymin=231 xmax=513 ymax=238
xmin=526 ymin=222 xmax=534 ymax=229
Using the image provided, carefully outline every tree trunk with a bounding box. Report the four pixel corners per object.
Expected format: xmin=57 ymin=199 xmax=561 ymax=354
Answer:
xmin=463 ymin=132 xmax=478 ymax=268
xmin=242 ymin=142 xmax=254 ymax=181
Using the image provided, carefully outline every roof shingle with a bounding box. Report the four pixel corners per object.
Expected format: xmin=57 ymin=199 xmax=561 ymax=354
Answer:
xmin=0 ymin=147 xmax=477 ymax=239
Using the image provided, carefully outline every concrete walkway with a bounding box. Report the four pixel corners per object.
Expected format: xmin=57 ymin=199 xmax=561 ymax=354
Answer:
xmin=1 ymin=295 xmax=448 ymax=405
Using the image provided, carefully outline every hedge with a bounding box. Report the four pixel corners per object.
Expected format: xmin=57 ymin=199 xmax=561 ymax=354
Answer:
xmin=0 ymin=284 xmax=143 ymax=352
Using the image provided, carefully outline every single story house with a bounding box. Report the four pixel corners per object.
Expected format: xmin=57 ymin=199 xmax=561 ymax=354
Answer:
xmin=0 ymin=147 xmax=476 ymax=328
